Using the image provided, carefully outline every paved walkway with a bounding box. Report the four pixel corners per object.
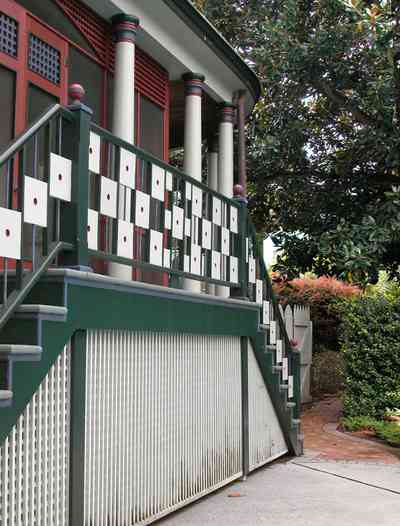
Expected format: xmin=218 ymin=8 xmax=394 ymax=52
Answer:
xmin=160 ymin=397 xmax=400 ymax=525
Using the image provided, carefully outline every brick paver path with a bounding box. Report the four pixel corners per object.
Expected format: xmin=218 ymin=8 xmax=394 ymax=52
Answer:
xmin=302 ymin=395 xmax=400 ymax=464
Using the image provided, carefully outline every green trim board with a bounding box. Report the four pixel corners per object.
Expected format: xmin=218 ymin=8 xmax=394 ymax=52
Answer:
xmin=0 ymin=270 xmax=260 ymax=444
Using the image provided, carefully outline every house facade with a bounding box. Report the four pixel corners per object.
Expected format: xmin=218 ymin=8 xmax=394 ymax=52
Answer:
xmin=0 ymin=1 xmax=302 ymax=525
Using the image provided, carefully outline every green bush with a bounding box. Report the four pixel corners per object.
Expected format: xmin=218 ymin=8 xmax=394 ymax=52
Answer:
xmin=339 ymin=295 xmax=400 ymax=418
xmin=311 ymin=350 xmax=344 ymax=396
xmin=342 ymin=416 xmax=400 ymax=447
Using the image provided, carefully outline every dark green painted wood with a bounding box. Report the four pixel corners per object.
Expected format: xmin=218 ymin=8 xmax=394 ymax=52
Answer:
xmin=241 ymin=337 xmax=249 ymax=476
xmin=90 ymin=123 xmax=240 ymax=210
xmin=69 ymin=330 xmax=87 ymax=526
xmin=61 ymin=103 xmax=92 ymax=268
xmin=231 ymin=200 xmax=249 ymax=300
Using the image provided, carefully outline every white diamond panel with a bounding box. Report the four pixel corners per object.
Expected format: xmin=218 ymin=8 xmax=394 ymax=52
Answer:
xmin=24 ymin=176 xmax=48 ymax=227
xmin=202 ymin=219 xmax=211 ymax=250
xmin=135 ymin=191 xmax=150 ymax=229
xmin=149 ymin=229 xmax=163 ymax=266
xmin=87 ymin=209 xmax=98 ymax=250
xmin=119 ymin=148 xmax=136 ymax=189
xmin=84 ymin=331 xmax=242 ymax=526
xmin=89 ymin=132 xmax=100 ymax=174
xmin=256 ymin=280 xmax=263 ymax=305
xmin=0 ymin=207 xmax=21 ymax=260
xmin=192 ymin=186 xmax=202 ymax=217
xmin=248 ymin=341 xmax=288 ymax=471
xmin=191 ymin=244 xmax=201 ymax=275
xmin=211 ymin=251 xmax=221 ymax=280
xmin=0 ymin=345 xmax=71 ymax=526
xmin=117 ymin=219 xmax=134 ymax=259
xmin=221 ymin=227 xmax=230 ymax=256
xmin=230 ymin=256 xmax=238 ymax=283
xmin=100 ymin=177 xmax=117 ymax=218
xmin=172 ymin=206 xmax=184 ymax=240
xmin=151 ymin=165 xmax=165 ymax=201
xmin=49 ymin=153 xmax=71 ymax=202
xmin=230 ymin=206 xmax=238 ymax=234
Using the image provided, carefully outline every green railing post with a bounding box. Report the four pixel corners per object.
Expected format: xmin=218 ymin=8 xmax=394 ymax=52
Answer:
xmin=61 ymin=84 xmax=92 ymax=269
xmin=231 ymin=185 xmax=249 ymax=300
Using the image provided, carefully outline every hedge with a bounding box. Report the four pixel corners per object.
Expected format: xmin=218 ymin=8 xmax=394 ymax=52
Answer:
xmin=339 ymin=295 xmax=400 ymax=418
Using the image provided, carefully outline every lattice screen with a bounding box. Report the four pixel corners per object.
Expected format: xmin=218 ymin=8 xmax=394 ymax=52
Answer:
xmin=0 ymin=345 xmax=71 ymax=526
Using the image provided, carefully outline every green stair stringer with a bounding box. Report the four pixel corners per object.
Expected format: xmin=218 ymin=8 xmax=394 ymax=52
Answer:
xmin=250 ymin=330 xmax=303 ymax=457
xmin=0 ymin=271 xmax=303 ymax=454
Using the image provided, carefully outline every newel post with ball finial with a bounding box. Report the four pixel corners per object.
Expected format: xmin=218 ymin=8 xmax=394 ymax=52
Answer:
xmin=59 ymin=84 xmax=93 ymax=270
xmin=230 ymin=183 xmax=249 ymax=301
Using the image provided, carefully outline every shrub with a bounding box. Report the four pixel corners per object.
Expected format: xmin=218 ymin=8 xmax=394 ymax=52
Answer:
xmin=339 ymin=295 xmax=400 ymax=418
xmin=311 ymin=350 xmax=344 ymax=396
xmin=342 ymin=416 xmax=400 ymax=447
xmin=273 ymin=276 xmax=361 ymax=352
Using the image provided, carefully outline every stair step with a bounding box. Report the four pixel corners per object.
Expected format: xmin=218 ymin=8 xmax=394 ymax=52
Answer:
xmin=0 ymin=390 xmax=12 ymax=407
xmin=259 ymin=323 xmax=269 ymax=331
xmin=5 ymin=304 xmax=67 ymax=322
xmin=272 ymin=365 xmax=283 ymax=372
xmin=265 ymin=344 xmax=276 ymax=351
xmin=0 ymin=345 xmax=42 ymax=362
xmin=280 ymin=384 xmax=289 ymax=391
xmin=292 ymin=418 xmax=301 ymax=427
xmin=286 ymin=401 xmax=296 ymax=409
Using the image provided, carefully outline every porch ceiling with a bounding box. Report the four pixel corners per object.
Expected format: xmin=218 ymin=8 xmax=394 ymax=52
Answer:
xmin=80 ymin=0 xmax=261 ymax=116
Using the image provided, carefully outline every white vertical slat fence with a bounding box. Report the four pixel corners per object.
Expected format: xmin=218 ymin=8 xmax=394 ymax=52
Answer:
xmin=84 ymin=330 xmax=243 ymax=526
xmin=248 ymin=342 xmax=288 ymax=471
xmin=0 ymin=345 xmax=71 ymax=526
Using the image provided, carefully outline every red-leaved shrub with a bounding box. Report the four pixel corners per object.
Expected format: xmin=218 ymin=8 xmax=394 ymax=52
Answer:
xmin=273 ymin=276 xmax=361 ymax=352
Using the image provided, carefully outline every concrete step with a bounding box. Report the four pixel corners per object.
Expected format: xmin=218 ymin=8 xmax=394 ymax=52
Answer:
xmin=0 ymin=345 xmax=42 ymax=362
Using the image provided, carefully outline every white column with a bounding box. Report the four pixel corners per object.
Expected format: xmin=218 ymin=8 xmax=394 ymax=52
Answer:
xmin=216 ymin=103 xmax=235 ymax=298
xmin=207 ymin=135 xmax=218 ymax=295
xmin=182 ymin=73 xmax=205 ymax=293
xmin=109 ymin=14 xmax=139 ymax=281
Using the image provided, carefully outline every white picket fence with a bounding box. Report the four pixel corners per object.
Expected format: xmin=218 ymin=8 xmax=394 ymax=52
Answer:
xmin=283 ymin=305 xmax=313 ymax=403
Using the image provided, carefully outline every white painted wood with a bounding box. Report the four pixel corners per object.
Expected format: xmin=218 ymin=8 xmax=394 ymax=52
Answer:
xmin=190 ymin=244 xmax=201 ymax=275
xmin=221 ymin=226 xmax=230 ymax=256
xmin=151 ymin=165 xmax=165 ymax=201
xmin=89 ymin=132 xmax=100 ymax=174
xmin=84 ymin=331 xmax=242 ymax=525
xmin=49 ymin=153 xmax=72 ymax=202
xmin=256 ymin=279 xmax=263 ymax=305
xmin=192 ymin=186 xmax=203 ymax=217
xmin=172 ymin=205 xmax=184 ymax=240
xmin=87 ymin=209 xmax=99 ymax=250
xmin=201 ymin=219 xmax=211 ymax=250
xmin=135 ymin=190 xmax=150 ymax=229
xmin=149 ymin=230 xmax=163 ymax=267
xmin=263 ymin=301 xmax=270 ymax=326
xmin=23 ymin=176 xmax=48 ymax=228
xmin=212 ymin=196 xmax=222 ymax=226
xmin=164 ymin=209 xmax=172 ymax=230
xmin=0 ymin=345 xmax=71 ymax=526
xmin=248 ymin=341 xmax=288 ymax=471
xmin=163 ymin=248 xmax=171 ymax=268
xmin=230 ymin=256 xmax=238 ymax=284
xmin=0 ymin=207 xmax=21 ymax=260
xmin=117 ymin=219 xmax=134 ymax=259
xmin=100 ymin=176 xmax=117 ymax=218
xmin=119 ymin=148 xmax=136 ymax=189
xmin=248 ymin=256 xmax=256 ymax=284
xmin=165 ymin=171 xmax=173 ymax=192
xmin=211 ymin=251 xmax=221 ymax=280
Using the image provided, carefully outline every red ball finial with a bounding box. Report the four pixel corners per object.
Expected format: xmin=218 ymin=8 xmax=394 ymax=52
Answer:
xmin=69 ymin=83 xmax=85 ymax=105
xmin=233 ymin=184 xmax=244 ymax=198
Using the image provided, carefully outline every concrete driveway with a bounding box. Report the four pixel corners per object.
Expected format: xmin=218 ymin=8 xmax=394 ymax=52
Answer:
xmin=159 ymin=455 xmax=400 ymax=526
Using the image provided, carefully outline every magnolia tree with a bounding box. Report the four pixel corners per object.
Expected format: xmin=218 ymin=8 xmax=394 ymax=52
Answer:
xmin=193 ymin=0 xmax=400 ymax=286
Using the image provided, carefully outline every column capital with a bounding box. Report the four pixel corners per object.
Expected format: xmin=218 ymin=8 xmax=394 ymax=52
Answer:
xmin=182 ymin=72 xmax=205 ymax=97
xmin=111 ymin=13 xmax=140 ymax=44
xmin=219 ymin=102 xmax=236 ymax=124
